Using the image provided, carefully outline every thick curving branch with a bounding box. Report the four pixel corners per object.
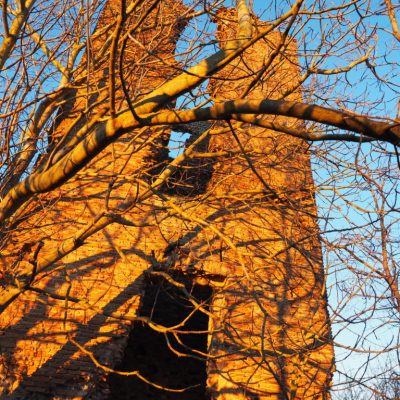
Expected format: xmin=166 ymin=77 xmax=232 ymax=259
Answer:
xmin=0 ymin=0 xmax=37 ymax=70
xmin=140 ymin=99 xmax=400 ymax=144
xmin=0 ymin=2 xmax=301 ymax=224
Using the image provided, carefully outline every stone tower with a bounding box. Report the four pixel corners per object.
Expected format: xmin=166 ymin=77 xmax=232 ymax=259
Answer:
xmin=0 ymin=2 xmax=334 ymax=399
xmin=0 ymin=1 xmax=190 ymax=398
xmin=197 ymin=8 xmax=334 ymax=398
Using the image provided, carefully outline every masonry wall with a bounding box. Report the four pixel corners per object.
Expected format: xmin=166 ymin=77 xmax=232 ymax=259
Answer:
xmin=207 ymin=11 xmax=334 ymax=399
xmin=0 ymin=3 xmax=334 ymax=400
xmin=0 ymin=1 xmax=188 ymax=398
xmin=155 ymin=8 xmax=335 ymax=399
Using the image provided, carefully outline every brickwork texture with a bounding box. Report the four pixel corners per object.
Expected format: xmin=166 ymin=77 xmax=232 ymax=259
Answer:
xmin=0 ymin=2 xmax=334 ymax=399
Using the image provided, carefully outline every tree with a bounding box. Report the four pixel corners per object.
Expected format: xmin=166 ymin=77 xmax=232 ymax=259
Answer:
xmin=0 ymin=0 xmax=399 ymax=399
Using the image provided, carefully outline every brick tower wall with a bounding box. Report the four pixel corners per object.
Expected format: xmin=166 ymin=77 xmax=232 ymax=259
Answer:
xmin=0 ymin=1 xmax=188 ymax=398
xmin=152 ymin=8 xmax=334 ymax=399
xmin=0 ymin=3 xmax=334 ymax=400
xmin=205 ymin=10 xmax=334 ymax=399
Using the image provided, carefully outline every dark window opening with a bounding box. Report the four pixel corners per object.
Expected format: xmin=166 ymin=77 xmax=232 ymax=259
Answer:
xmin=108 ymin=275 xmax=212 ymax=399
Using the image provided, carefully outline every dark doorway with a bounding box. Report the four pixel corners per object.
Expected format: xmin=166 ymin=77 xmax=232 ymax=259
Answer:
xmin=108 ymin=274 xmax=212 ymax=399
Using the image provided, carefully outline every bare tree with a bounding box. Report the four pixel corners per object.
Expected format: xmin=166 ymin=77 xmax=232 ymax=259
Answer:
xmin=0 ymin=0 xmax=399 ymax=399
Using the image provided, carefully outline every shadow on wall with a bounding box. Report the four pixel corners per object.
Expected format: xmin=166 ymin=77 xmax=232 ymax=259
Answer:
xmin=108 ymin=275 xmax=213 ymax=400
xmin=1 ymin=247 xmax=151 ymax=399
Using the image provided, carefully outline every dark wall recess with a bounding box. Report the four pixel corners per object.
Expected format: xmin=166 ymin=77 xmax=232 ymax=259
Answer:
xmin=108 ymin=276 xmax=212 ymax=399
